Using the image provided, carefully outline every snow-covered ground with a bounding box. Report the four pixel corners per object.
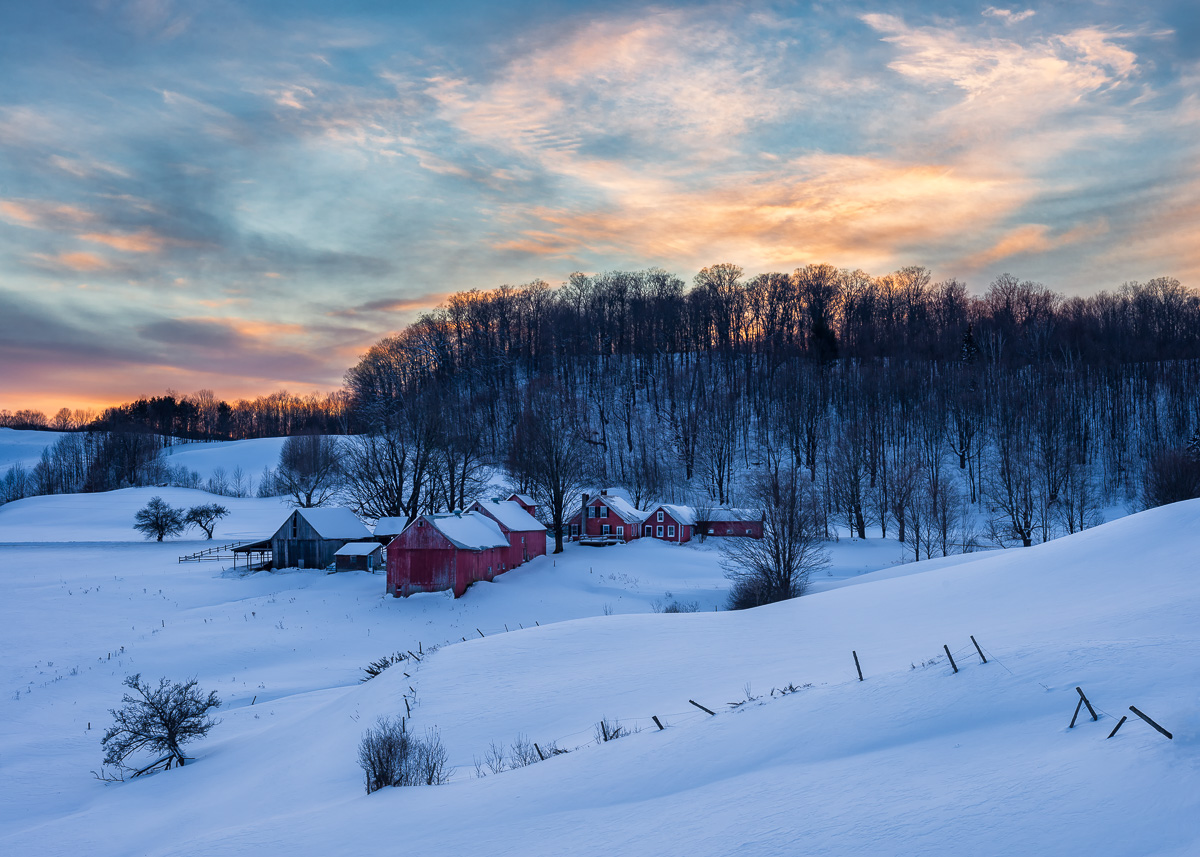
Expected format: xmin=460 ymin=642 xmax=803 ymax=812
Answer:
xmin=0 ymin=488 xmax=1196 ymax=856
xmin=0 ymin=427 xmax=67 ymax=471
xmin=159 ymin=437 xmax=290 ymax=485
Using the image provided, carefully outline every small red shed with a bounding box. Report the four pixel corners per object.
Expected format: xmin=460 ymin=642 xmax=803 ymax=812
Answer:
xmin=387 ymin=512 xmax=510 ymax=598
xmin=644 ymin=504 xmax=696 ymax=543
xmin=467 ymin=498 xmax=547 ymax=568
xmin=702 ymin=508 xmax=765 ymax=539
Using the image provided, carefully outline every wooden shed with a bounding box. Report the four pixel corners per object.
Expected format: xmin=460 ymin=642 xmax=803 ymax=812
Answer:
xmin=268 ymin=507 xmax=372 ymax=570
xmin=387 ymin=511 xmax=511 ymax=598
xmin=644 ymin=504 xmax=696 ymax=543
xmin=334 ymin=541 xmax=384 ymax=572
xmin=467 ymin=498 xmax=547 ymax=568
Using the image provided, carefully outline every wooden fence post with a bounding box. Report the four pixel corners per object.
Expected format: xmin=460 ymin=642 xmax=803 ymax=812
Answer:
xmin=1069 ymin=697 xmax=1084 ymax=729
xmin=1107 ymin=716 xmax=1127 ymax=739
xmin=971 ymin=636 xmax=987 ymax=664
xmin=1076 ymin=687 xmax=1098 ymax=721
xmin=653 ymin=716 xmax=664 ymax=730
xmin=1129 ymin=706 xmax=1173 ymax=739
xmin=534 ymin=743 xmax=546 ymax=761
xmin=853 ymin=650 xmax=863 ymax=681
xmin=689 ymin=699 xmax=716 ymax=716
xmin=477 ymin=629 xmax=485 ymax=638
xmin=944 ymin=645 xmax=958 ymax=674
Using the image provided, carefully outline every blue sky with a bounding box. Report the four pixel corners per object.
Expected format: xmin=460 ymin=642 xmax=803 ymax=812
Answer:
xmin=2 ymin=1 xmax=1197 ymax=409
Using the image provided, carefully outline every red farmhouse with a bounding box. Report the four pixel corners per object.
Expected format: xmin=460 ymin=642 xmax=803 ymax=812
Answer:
xmin=642 ymin=504 xmax=765 ymax=543
xmin=467 ymin=498 xmax=547 ymax=568
xmin=387 ymin=512 xmax=510 ymax=598
xmin=567 ymin=490 xmax=647 ymax=542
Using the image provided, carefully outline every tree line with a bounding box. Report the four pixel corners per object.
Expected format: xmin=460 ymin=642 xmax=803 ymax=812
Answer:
xmin=343 ymin=264 xmax=1200 ymax=555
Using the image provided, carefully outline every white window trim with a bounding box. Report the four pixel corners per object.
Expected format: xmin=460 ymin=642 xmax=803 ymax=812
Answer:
xmin=616 ymin=526 xmax=624 ymax=537
xmin=656 ymin=525 xmax=664 ymax=537
xmin=657 ymin=510 xmax=664 ymax=522
xmin=667 ymin=525 xmax=675 ymax=538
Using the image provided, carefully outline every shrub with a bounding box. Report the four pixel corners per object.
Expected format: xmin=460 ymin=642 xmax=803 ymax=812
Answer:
xmin=360 ymin=651 xmax=410 ymax=682
xmin=358 ymin=717 xmax=451 ymax=793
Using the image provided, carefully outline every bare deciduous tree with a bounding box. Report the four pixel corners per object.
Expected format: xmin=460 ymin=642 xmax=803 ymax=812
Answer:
xmin=101 ymin=674 xmax=220 ymax=774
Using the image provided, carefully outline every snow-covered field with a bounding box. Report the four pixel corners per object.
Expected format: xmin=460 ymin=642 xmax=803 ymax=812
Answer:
xmin=0 ymin=427 xmax=68 ymax=471
xmin=0 ymin=483 xmax=1196 ymax=856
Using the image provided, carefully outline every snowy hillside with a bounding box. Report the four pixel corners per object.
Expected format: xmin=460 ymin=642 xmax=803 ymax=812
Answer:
xmin=159 ymin=436 xmax=290 ymax=484
xmin=1 ymin=501 xmax=1197 ymax=856
xmin=0 ymin=427 xmax=67 ymax=471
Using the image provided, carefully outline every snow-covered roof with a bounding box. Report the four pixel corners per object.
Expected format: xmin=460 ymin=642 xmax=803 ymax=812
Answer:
xmin=707 ymin=507 xmax=762 ymax=522
xmin=471 ymin=499 xmax=544 ymax=532
xmin=373 ymin=517 xmax=407 ymax=537
xmin=423 ymin=512 xmax=509 ymax=551
xmin=589 ymin=493 xmax=648 ymax=523
xmin=335 ymin=541 xmax=383 ymax=556
xmin=509 ymin=493 xmax=536 ymax=507
xmin=294 ymin=507 xmax=372 ymax=540
xmin=657 ymin=504 xmax=697 ymax=526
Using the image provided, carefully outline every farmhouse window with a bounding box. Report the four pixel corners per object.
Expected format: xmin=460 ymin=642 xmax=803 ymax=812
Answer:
xmin=600 ymin=505 xmax=608 ymax=518
xmin=602 ymin=524 xmax=611 ymax=536
xmin=667 ymin=525 xmax=675 ymax=538
xmin=644 ymin=524 xmax=652 ymax=536
xmin=656 ymin=525 xmax=663 ymax=537
xmin=657 ymin=510 xmax=664 ymax=522
xmin=616 ymin=526 xmax=623 ymax=537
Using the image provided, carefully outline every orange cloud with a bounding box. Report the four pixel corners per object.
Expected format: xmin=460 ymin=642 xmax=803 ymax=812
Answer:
xmin=39 ymin=251 xmax=111 ymax=271
xmin=79 ymin=229 xmax=169 ymax=254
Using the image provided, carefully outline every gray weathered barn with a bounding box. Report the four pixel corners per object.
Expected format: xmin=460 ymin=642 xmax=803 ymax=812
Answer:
xmin=257 ymin=508 xmax=373 ymax=570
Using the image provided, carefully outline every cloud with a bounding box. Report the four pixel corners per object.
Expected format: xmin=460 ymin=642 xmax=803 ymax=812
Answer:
xmin=31 ymin=251 xmax=112 ymax=272
xmin=79 ymin=229 xmax=172 ymax=253
xmin=983 ymin=8 xmax=1036 ymax=25
xmin=957 ymin=220 xmax=1109 ymax=270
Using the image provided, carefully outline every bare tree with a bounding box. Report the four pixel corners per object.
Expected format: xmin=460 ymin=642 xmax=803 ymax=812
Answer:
xmin=721 ymin=465 xmax=829 ymax=609
xmin=277 ymin=434 xmax=343 ymax=508
xmin=133 ymin=497 xmax=185 ymax=541
xmin=185 ymin=503 xmax=230 ymax=539
xmin=101 ymin=674 xmax=220 ymax=774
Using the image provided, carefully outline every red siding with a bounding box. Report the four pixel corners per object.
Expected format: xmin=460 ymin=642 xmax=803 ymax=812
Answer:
xmin=705 ymin=520 xmax=764 ymax=538
xmin=466 ymin=501 xmax=548 ymax=569
xmin=386 ymin=520 xmax=508 ymax=598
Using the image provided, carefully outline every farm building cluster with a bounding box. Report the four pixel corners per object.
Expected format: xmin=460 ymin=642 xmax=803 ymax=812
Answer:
xmin=237 ymin=490 xmax=761 ymax=599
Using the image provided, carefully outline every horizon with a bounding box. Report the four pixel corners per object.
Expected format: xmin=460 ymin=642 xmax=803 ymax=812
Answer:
xmin=3 ymin=0 xmax=1198 ymax=410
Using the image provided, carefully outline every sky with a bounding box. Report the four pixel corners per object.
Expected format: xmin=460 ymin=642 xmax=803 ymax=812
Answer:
xmin=1 ymin=0 xmax=1198 ymax=411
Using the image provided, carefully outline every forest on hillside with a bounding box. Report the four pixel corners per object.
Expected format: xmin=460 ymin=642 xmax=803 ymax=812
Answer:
xmin=6 ymin=263 xmax=1200 ymax=557
xmin=342 ymin=264 xmax=1200 ymax=554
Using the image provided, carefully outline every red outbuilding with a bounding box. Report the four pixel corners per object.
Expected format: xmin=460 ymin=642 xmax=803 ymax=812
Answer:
xmin=567 ymin=490 xmax=647 ymax=542
xmin=467 ymin=498 xmax=547 ymax=568
xmin=643 ymin=504 xmax=695 ymax=543
xmin=642 ymin=504 xmax=765 ymax=542
xmin=702 ymin=508 xmax=765 ymax=539
xmin=386 ymin=511 xmax=511 ymax=598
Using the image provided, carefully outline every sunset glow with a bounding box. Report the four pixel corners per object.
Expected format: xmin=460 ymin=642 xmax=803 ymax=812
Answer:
xmin=2 ymin=1 xmax=1197 ymax=410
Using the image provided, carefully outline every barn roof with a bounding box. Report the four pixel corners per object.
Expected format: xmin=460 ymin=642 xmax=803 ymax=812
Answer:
xmin=509 ymin=493 xmax=536 ymax=507
xmin=708 ymin=507 xmax=762 ymax=522
xmin=335 ymin=541 xmax=383 ymax=556
xmin=423 ymin=512 xmax=509 ymax=551
xmin=373 ymin=517 xmax=407 ymax=538
xmin=294 ymin=507 xmax=372 ymax=540
xmin=471 ymin=499 xmax=544 ymax=532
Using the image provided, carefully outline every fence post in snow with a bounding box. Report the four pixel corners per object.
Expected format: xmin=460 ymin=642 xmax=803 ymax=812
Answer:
xmin=1107 ymin=716 xmax=1127 ymax=739
xmin=1069 ymin=697 xmax=1085 ymax=729
xmin=943 ymin=645 xmax=958 ymax=674
xmin=534 ymin=743 xmax=546 ymax=761
xmin=1129 ymin=706 xmax=1173 ymax=740
xmin=653 ymin=716 xmax=664 ymax=730
xmin=477 ymin=629 xmax=485 ymax=638
xmin=689 ymin=700 xmax=716 ymax=716
xmin=1076 ymin=687 xmax=1098 ymax=722
xmin=853 ymin=650 xmax=863 ymax=681
xmin=971 ymin=636 xmax=987 ymax=664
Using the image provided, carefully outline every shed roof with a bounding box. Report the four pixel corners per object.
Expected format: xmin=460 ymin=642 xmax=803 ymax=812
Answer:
xmin=422 ymin=512 xmax=509 ymax=551
xmin=471 ymin=499 xmax=544 ymax=532
xmin=293 ymin=507 xmax=372 ymax=540
xmin=373 ymin=517 xmax=407 ymax=538
xmin=509 ymin=493 xmax=536 ymax=507
xmin=335 ymin=541 xmax=383 ymax=556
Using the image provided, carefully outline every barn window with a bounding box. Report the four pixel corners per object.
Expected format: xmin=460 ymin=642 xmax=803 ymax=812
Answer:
xmin=657 ymin=510 xmax=664 ymax=522
xmin=656 ymin=525 xmax=663 ymax=537
xmin=667 ymin=525 xmax=675 ymax=538
xmin=417 ymin=520 xmax=424 ymax=527
xmin=521 ymin=535 xmax=526 ymax=544
xmin=746 ymin=529 xmax=752 ymax=535
xmin=291 ymin=515 xmax=298 ymax=539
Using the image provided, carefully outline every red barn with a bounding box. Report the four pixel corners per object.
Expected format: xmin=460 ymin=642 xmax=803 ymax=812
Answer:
xmin=467 ymin=498 xmax=547 ymax=568
xmin=386 ymin=512 xmax=510 ymax=598
xmin=506 ymin=493 xmax=538 ymax=518
xmin=567 ymin=490 xmax=647 ymax=542
xmin=702 ymin=508 xmax=765 ymax=539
